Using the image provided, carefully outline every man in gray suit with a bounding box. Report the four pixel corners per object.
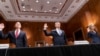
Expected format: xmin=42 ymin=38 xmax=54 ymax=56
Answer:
xmin=0 ymin=22 xmax=28 ymax=48
xmin=43 ymin=22 xmax=67 ymax=46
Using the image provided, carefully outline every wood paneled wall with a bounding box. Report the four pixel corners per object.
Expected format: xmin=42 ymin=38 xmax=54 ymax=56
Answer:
xmin=0 ymin=0 xmax=100 ymax=46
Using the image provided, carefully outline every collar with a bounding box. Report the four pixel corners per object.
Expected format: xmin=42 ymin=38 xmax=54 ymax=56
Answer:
xmin=56 ymin=28 xmax=61 ymax=30
xmin=15 ymin=29 xmax=21 ymax=34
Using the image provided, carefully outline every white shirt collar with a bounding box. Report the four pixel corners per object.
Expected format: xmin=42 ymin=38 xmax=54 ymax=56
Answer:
xmin=56 ymin=28 xmax=61 ymax=30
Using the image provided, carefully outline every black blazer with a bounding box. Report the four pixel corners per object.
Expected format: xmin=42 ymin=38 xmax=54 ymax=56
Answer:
xmin=44 ymin=29 xmax=67 ymax=45
xmin=88 ymin=31 xmax=100 ymax=44
xmin=0 ymin=30 xmax=27 ymax=47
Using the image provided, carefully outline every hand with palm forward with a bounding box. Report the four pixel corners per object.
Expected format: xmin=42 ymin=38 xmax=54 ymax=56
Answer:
xmin=0 ymin=23 xmax=5 ymax=30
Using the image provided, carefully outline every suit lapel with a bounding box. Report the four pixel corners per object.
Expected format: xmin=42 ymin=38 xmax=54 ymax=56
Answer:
xmin=11 ymin=31 xmax=16 ymax=38
xmin=55 ymin=30 xmax=59 ymax=35
xmin=61 ymin=30 xmax=64 ymax=35
xmin=12 ymin=30 xmax=22 ymax=39
xmin=17 ymin=31 xmax=22 ymax=38
xmin=59 ymin=30 xmax=63 ymax=36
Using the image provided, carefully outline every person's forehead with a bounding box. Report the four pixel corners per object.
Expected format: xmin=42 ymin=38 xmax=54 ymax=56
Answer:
xmin=16 ymin=22 xmax=21 ymax=24
xmin=55 ymin=22 xmax=60 ymax=24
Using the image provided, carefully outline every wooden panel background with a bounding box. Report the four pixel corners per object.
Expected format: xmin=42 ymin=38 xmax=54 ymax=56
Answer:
xmin=0 ymin=0 xmax=100 ymax=46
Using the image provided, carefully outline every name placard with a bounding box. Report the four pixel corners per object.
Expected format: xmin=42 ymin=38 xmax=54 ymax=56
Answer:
xmin=74 ymin=40 xmax=89 ymax=45
xmin=0 ymin=44 xmax=9 ymax=49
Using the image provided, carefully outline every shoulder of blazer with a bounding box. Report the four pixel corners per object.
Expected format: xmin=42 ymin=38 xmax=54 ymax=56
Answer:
xmin=52 ymin=29 xmax=56 ymax=32
xmin=62 ymin=30 xmax=65 ymax=32
xmin=8 ymin=31 xmax=14 ymax=34
xmin=20 ymin=30 xmax=26 ymax=34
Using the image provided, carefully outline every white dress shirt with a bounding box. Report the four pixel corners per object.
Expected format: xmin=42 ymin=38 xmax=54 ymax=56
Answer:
xmin=15 ymin=29 xmax=21 ymax=36
xmin=56 ymin=28 xmax=62 ymax=35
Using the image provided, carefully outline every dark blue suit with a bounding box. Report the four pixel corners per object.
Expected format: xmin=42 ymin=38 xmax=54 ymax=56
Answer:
xmin=0 ymin=30 xmax=27 ymax=47
xmin=44 ymin=29 xmax=67 ymax=45
xmin=88 ymin=31 xmax=100 ymax=44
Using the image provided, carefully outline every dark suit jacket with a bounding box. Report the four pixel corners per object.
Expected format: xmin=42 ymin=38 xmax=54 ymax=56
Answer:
xmin=44 ymin=29 xmax=67 ymax=45
xmin=0 ymin=30 xmax=28 ymax=47
xmin=88 ymin=31 xmax=100 ymax=44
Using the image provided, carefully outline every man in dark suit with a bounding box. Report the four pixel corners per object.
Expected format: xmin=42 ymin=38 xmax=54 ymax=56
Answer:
xmin=43 ymin=22 xmax=67 ymax=46
xmin=0 ymin=22 xmax=28 ymax=48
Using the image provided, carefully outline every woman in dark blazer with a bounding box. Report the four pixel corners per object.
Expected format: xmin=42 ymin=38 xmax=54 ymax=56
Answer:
xmin=87 ymin=25 xmax=100 ymax=44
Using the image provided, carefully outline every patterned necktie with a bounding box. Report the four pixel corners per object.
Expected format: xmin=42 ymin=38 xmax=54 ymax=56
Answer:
xmin=15 ymin=30 xmax=18 ymax=38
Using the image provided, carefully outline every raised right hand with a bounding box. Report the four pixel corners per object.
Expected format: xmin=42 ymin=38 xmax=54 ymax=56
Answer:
xmin=0 ymin=23 xmax=5 ymax=30
xmin=44 ymin=23 xmax=48 ymax=29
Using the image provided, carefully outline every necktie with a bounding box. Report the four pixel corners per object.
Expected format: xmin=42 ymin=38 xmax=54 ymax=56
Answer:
xmin=15 ymin=30 xmax=18 ymax=38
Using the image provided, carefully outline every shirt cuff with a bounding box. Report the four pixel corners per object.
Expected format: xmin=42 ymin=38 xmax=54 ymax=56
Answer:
xmin=0 ymin=29 xmax=3 ymax=31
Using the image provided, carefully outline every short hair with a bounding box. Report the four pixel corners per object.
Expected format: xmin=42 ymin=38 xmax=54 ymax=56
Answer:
xmin=55 ymin=21 xmax=60 ymax=23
